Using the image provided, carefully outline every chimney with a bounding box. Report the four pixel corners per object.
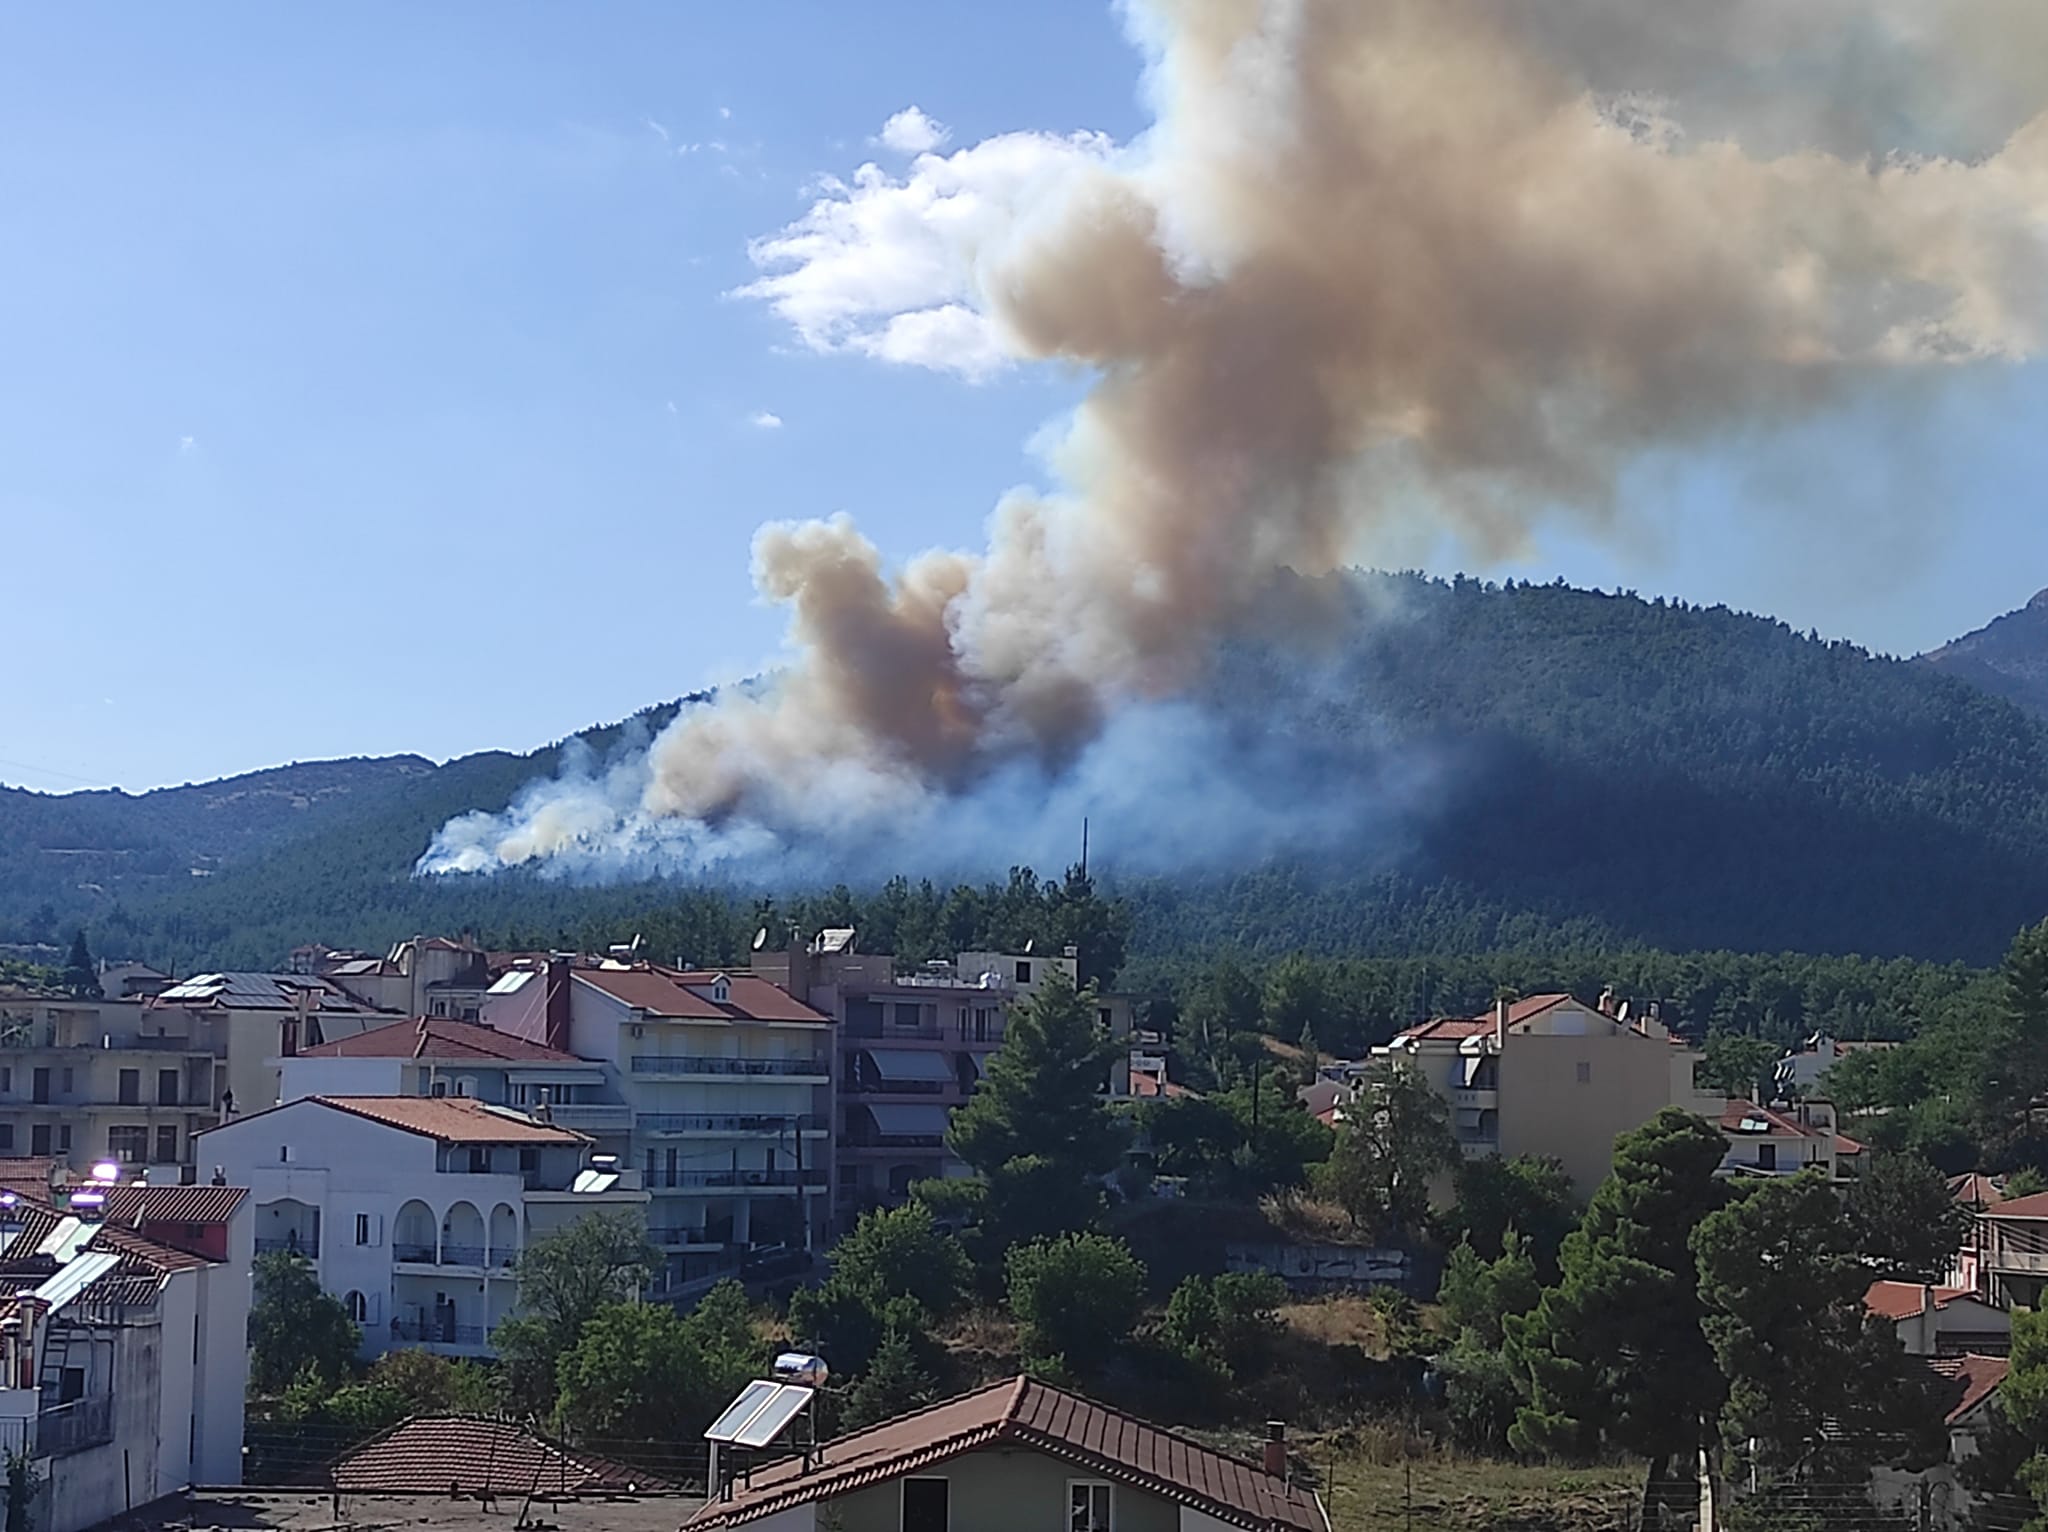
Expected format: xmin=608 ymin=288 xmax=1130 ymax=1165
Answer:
xmin=1598 ymin=986 xmax=1618 ymax=1018
xmin=1495 ymin=996 xmax=1510 ymax=1046
xmin=544 ymin=955 xmax=573 ymax=1054
xmin=1263 ymin=1420 xmax=1287 ymax=1478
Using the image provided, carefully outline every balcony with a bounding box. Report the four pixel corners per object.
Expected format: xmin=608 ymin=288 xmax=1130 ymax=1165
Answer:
xmin=38 ymin=1396 xmax=114 ymax=1457
xmin=629 ymin=1055 xmax=828 ymax=1079
xmin=389 ymin=1318 xmax=487 ymax=1345
xmin=255 ymin=1236 xmax=319 ymax=1259
xmin=643 ymin=1169 xmax=821 ymax=1191
xmin=1452 ymin=1088 xmax=1498 ymax=1110
xmin=649 ymin=1229 xmax=729 ymax=1251
xmin=393 ymin=1241 xmax=436 ymax=1264
xmin=540 ymin=1103 xmax=634 ymax=1131
xmin=437 ymin=1243 xmax=486 ymax=1268
xmin=1456 ymin=1138 xmax=1499 ymax=1160
xmin=1986 ymin=1247 xmax=2048 ymax=1275
xmin=638 ymin=1113 xmax=829 ymax=1136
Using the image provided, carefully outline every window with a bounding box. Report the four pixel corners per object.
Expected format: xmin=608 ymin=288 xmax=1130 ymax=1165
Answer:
xmin=1758 ymin=1144 xmax=1777 ymax=1171
xmin=901 ymin=1477 xmax=949 ymax=1532
xmin=355 ymin=1213 xmax=374 ymax=1246
xmin=1068 ymin=1481 xmax=1113 ymax=1532
xmin=431 ymin=1000 xmax=449 ymax=1017
xmin=519 ymin=1147 xmax=538 ymax=1174
xmin=467 ymin=1146 xmax=491 ymax=1173
xmin=117 ymin=1069 xmax=140 ymax=1105
xmin=60 ymin=1068 xmax=73 ymax=1095
xmin=154 ymin=1125 xmax=179 ymax=1164
xmin=1575 ymin=1061 xmax=1592 ymax=1085
xmin=30 ymin=1126 xmax=50 ymax=1157
xmin=31 ymin=1069 xmax=49 ymax=1105
xmin=0 ymin=1066 xmax=10 ymax=1092
xmin=193 ymin=1315 xmax=201 ymax=1362
xmin=158 ymin=1069 xmax=180 ymax=1106
xmin=1015 ymin=960 xmax=1032 ymax=984
xmin=431 ymin=1080 xmax=448 ymax=1098
xmin=0 ymin=1126 xmax=11 ymax=1152
xmin=108 ymin=1125 xmax=148 ymax=1164
xmin=56 ymin=1125 xmax=70 ymax=1152
xmin=344 ymin=1290 xmax=368 ymax=1323
xmin=279 ymin=1144 xmax=290 ymax=1164
xmin=893 ymin=1003 xmax=922 ymax=1032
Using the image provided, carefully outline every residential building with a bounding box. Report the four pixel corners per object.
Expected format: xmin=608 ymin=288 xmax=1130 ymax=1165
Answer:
xmin=0 ymin=991 xmax=227 ymax=1174
xmin=313 ymin=936 xmax=496 ymax=1021
xmin=1715 ymin=1099 xmax=1849 ymax=1182
xmin=687 ymin=1374 xmax=1329 ymax=1531
xmin=329 ymin=1414 xmax=678 ymax=1495
xmin=1379 ymin=992 xmax=1727 ymax=1195
xmin=1773 ymin=1032 xmax=1896 ymax=1099
xmin=1864 ymin=1280 xmax=2011 ymax=1358
xmin=1957 ymin=1189 xmax=2048 ymax=1309
xmin=0 ymin=1182 xmax=250 ymax=1532
xmin=1870 ymin=1354 xmax=2010 ymax=1532
xmin=278 ymin=1015 xmax=628 ymax=1147
xmin=485 ymin=958 xmax=832 ymax=1292
xmin=1948 ymin=1174 xmax=2007 ymax=1295
xmin=149 ymin=971 xmax=391 ymax=1119
xmin=751 ymin=929 xmax=1130 ymax=1223
xmin=195 ymin=1095 xmax=645 ymax=1359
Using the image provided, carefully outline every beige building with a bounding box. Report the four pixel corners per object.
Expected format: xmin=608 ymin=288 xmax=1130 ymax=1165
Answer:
xmin=148 ymin=971 xmax=392 ymax=1121
xmin=1379 ymin=992 xmax=1726 ymax=1195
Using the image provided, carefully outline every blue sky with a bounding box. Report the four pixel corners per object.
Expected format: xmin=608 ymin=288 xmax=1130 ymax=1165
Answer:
xmin=4 ymin=1 xmax=2045 ymax=794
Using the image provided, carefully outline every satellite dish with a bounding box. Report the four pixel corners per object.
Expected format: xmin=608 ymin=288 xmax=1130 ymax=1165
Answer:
xmin=753 ymin=927 xmax=769 ymax=952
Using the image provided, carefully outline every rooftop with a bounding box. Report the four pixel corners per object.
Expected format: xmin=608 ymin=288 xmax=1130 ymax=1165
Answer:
xmin=574 ymin=966 xmax=828 ymax=1025
xmin=1863 ymin=1280 xmax=1977 ymax=1321
xmin=208 ymin=1096 xmax=589 ymax=1148
xmin=687 ymin=1375 xmax=1324 ymax=1531
xmin=1719 ymin=1099 xmax=1830 ymax=1140
xmin=127 ymin=1492 xmax=689 ymax=1532
xmin=103 ymin=1183 xmax=249 ymax=1226
xmin=155 ymin=972 xmax=372 ymax=1012
xmin=297 ymin=1015 xmax=590 ymax=1064
xmin=1926 ymin=1354 xmax=2008 ymax=1425
xmin=1394 ymin=994 xmax=1574 ymax=1043
xmin=332 ymin=1415 xmax=677 ymax=1496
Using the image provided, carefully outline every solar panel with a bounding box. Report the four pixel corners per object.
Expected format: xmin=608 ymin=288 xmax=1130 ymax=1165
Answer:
xmin=705 ymin=1380 xmax=780 ymax=1443
xmin=731 ymin=1385 xmax=813 ymax=1449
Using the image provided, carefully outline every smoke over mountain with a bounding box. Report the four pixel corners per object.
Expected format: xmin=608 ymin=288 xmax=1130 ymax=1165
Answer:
xmin=421 ymin=0 xmax=2048 ymax=882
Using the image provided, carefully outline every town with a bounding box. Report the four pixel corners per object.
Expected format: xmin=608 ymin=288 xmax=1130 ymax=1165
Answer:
xmin=3 ymin=915 xmax=2044 ymax=1532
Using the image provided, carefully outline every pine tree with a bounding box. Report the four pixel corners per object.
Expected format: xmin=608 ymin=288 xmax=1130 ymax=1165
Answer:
xmin=842 ymin=1328 xmax=934 ymax=1431
xmin=60 ymin=930 xmax=100 ymax=1000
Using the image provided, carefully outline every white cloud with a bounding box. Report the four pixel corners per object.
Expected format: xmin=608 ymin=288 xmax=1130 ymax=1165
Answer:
xmin=748 ymin=410 xmax=784 ymax=429
xmin=877 ymin=106 xmax=951 ymax=156
xmin=718 ymin=105 xmax=733 ymax=121
xmin=734 ymin=128 xmax=1115 ymax=380
xmin=178 ymin=435 xmax=197 ymax=455
xmin=643 ymin=117 xmax=671 ymax=145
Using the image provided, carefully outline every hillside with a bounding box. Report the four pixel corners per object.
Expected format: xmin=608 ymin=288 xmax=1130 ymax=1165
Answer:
xmin=18 ymin=576 xmax=2048 ymax=971
xmin=1918 ymin=586 xmax=2048 ymax=720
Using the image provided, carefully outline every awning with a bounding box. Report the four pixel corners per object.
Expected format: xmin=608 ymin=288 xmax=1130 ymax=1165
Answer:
xmin=866 ymin=1103 xmax=951 ymax=1136
xmin=860 ymin=1049 xmax=956 ymax=1083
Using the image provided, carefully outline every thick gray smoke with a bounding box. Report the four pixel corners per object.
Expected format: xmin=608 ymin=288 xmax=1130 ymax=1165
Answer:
xmin=420 ymin=0 xmax=2048 ymax=881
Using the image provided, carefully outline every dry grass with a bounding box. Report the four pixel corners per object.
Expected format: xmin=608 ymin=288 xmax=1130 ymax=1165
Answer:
xmin=1260 ymin=1189 xmax=1361 ymax=1243
xmin=1310 ymin=1439 xmax=1642 ymax=1532
xmin=1278 ymin=1293 xmax=1394 ymax=1356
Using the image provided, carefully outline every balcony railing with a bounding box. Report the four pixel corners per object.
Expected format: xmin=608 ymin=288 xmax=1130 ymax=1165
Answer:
xmin=643 ymin=1168 xmax=814 ymax=1190
xmin=649 ymin=1229 xmax=729 ymax=1250
xmin=847 ymin=1077 xmax=949 ymax=1095
xmin=38 ymin=1396 xmax=114 ymax=1457
xmin=637 ymin=1113 xmax=828 ymax=1135
xmin=393 ymin=1241 xmax=436 ymax=1264
xmin=255 ymin=1236 xmax=319 ymax=1258
xmin=389 ymin=1318 xmax=487 ymax=1345
xmin=437 ymin=1243 xmax=486 ymax=1267
xmin=629 ymin=1054 xmax=827 ymax=1077
xmin=539 ymin=1103 xmax=635 ymax=1130
xmin=1988 ymin=1247 xmax=2048 ymax=1275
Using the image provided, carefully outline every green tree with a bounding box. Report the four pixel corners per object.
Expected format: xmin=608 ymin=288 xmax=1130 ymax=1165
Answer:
xmin=840 ymin=1327 xmax=935 ymax=1431
xmin=827 ymin=1202 xmax=971 ymax=1316
xmin=1162 ymin=1271 xmax=1287 ymax=1377
xmin=247 ymin=1251 xmax=359 ymax=1394
xmin=1507 ymin=1110 xmax=1728 ymax=1512
xmin=1005 ymin=1233 xmax=1145 ymax=1371
xmin=1445 ymin=1155 xmax=1579 ymax=1275
xmin=1313 ymin=1058 xmax=1454 ymax=1238
xmin=1845 ymin=1151 xmax=1972 ymax=1281
xmin=950 ymin=970 xmax=1126 ymax=1247
xmin=553 ymin=1280 xmax=760 ymax=1442
xmin=2013 ymin=1167 xmax=2048 ymax=1199
xmin=494 ymin=1209 xmax=655 ymax=1411
xmin=1697 ymin=1032 xmax=1779 ymax=1101
xmin=59 ymin=930 xmax=100 ymax=1000
xmin=366 ymin=1349 xmax=501 ymax=1413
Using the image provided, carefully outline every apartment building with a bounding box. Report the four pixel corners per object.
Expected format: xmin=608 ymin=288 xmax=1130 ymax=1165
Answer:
xmin=197 ymin=1094 xmax=644 ymax=1359
xmin=0 ymin=1182 xmax=249 ymax=1532
xmin=307 ymin=936 xmax=496 ymax=1021
xmin=1379 ymin=992 xmax=1727 ymax=1195
xmin=751 ymin=930 xmax=1131 ymax=1222
xmin=1716 ymin=1098 xmax=1858 ymax=1182
xmin=484 ymin=958 xmax=832 ymax=1294
xmin=1957 ymin=1190 xmax=2048 ymax=1310
xmin=149 ymin=971 xmax=391 ymax=1118
xmin=0 ymin=992 xmax=226 ymax=1173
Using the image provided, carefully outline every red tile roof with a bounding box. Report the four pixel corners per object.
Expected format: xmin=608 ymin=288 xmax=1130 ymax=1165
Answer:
xmin=1396 ymin=994 xmax=1575 ymax=1043
xmin=1951 ymin=1172 xmax=2008 ymax=1209
xmin=103 ymin=1184 xmax=248 ymax=1225
xmin=574 ymin=967 xmax=827 ymax=1025
xmin=1130 ymin=1069 xmax=1195 ymax=1101
xmin=297 ymin=1016 xmax=588 ymax=1063
xmin=1926 ymin=1354 xmax=2008 ymax=1425
xmin=1863 ymin=1281 xmax=1979 ymax=1321
xmin=687 ymin=1376 xmax=1324 ymax=1531
xmin=1719 ymin=1100 xmax=1829 ymax=1139
xmin=307 ymin=1097 xmax=588 ymax=1146
xmin=1985 ymin=1189 xmax=2048 ymax=1220
xmin=331 ymin=1415 xmax=674 ymax=1495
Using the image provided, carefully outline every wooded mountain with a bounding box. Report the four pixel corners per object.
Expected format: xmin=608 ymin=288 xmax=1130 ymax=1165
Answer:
xmin=12 ymin=576 xmax=2048 ymax=972
xmin=1917 ymin=586 xmax=2048 ymax=720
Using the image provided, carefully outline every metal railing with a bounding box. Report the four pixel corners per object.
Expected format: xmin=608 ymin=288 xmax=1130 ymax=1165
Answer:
xmin=38 ymin=1396 xmax=114 ymax=1457
xmin=643 ymin=1168 xmax=814 ymax=1190
xmin=255 ymin=1236 xmax=319 ymax=1258
xmin=389 ymin=1318 xmax=487 ymax=1344
xmin=637 ymin=1112 xmax=828 ymax=1134
xmin=437 ymin=1243 xmax=486 ymax=1267
xmin=393 ymin=1241 xmax=436 ymax=1263
xmin=629 ymin=1055 xmax=827 ymax=1077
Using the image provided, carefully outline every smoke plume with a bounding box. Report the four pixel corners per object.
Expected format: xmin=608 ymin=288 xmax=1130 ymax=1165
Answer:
xmin=421 ymin=0 xmax=2048 ymax=880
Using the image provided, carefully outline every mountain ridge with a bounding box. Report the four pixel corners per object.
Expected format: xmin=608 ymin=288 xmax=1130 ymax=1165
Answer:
xmin=1917 ymin=586 xmax=2048 ymax=719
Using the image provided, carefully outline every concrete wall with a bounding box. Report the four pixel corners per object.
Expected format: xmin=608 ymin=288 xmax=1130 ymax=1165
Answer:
xmin=279 ymin=1056 xmax=404 ymax=1101
xmin=45 ymin=1323 xmax=164 ymax=1532
xmin=1496 ymin=1029 xmax=1691 ymax=1195
xmin=825 ymin=1447 xmax=1178 ymax=1532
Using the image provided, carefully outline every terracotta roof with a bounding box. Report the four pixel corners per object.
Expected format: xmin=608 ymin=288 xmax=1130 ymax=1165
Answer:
xmin=304 ymin=1097 xmax=588 ymax=1146
xmin=1719 ymin=1100 xmax=1828 ymax=1139
xmin=297 ymin=1016 xmax=589 ymax=1064
xmin=1396 ymin=994 xmax=1575 ymax=1043
xmin=1985 ymin=1189 xmax=2048 ymax=1220
xmin=574 ymin=967 xmax=827 ymax=1025
xmin=0 ymin=1193 xmax=209 ymax=1276
xmin=1950 ymin=1173 xmax=2007 ymax=1209
xmin=1131 ymin=1069 xmax=1195 ymax=1101
xmin=687 ymin=1376 xmax=1325 ymax=1531
xmin=103 ymin=1184 xmax=248 ymax=1225
xmin=1835 ymin=1133 xmax=1866 ymax=1155
xmin=1863 ymin=1281 xmax=1979 ymax=1321
xmin=1926 ymin=1354 xmax=2007 ymax=1425
xmin=0 ymin=1159 xmax=65 ymax=1195
xmin=331 ymin=1415 xmax=674 ymax=1495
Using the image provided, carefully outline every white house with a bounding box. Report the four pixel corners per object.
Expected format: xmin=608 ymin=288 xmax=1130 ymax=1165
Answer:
xmin=0 ymin=1182 xmax=250 ymax=1532
xmin=483 ymin=959 xmax=832 ymax=1297
xmin=195 ymin=1095 xmax=645 ymax=1359
xmin=1774 ymin=1033 xmax=1896 ymax=1099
